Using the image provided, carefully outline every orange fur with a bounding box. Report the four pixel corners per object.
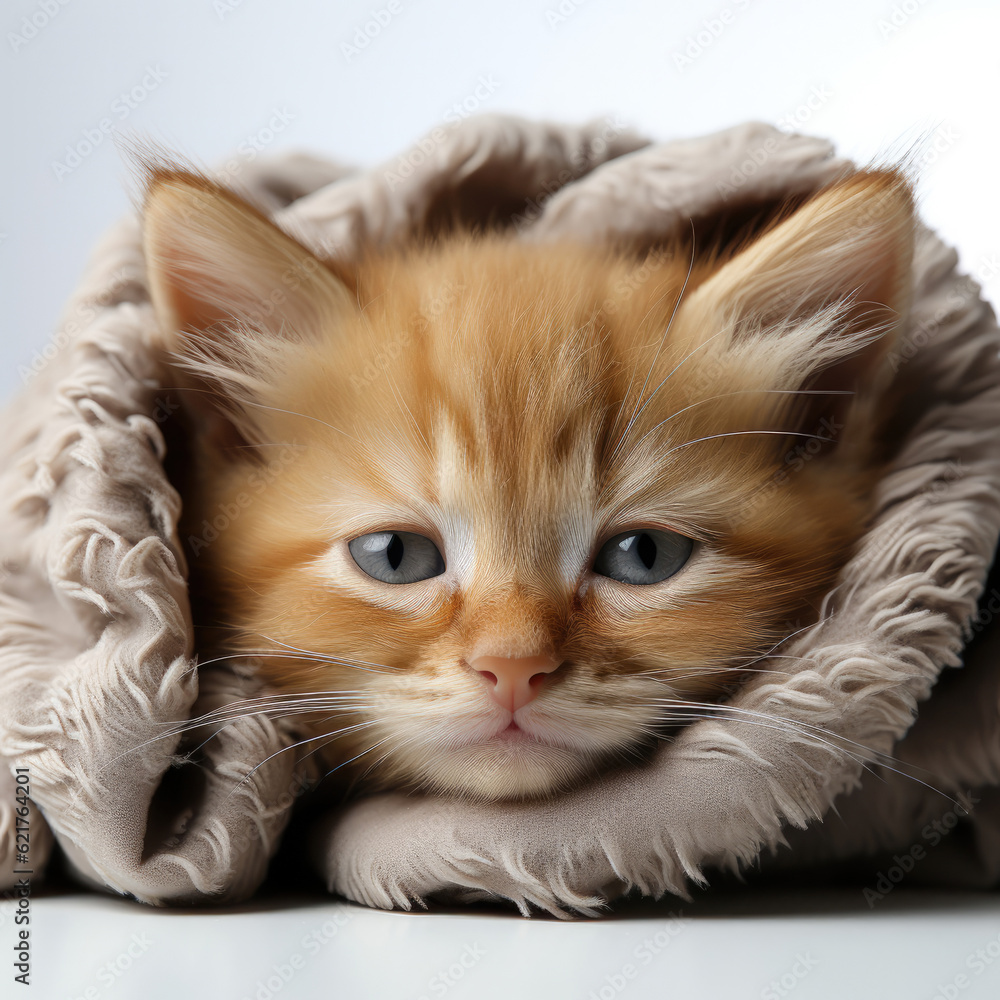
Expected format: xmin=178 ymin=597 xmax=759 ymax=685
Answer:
xmin=143 ymin=166 xmax=915 ymax=800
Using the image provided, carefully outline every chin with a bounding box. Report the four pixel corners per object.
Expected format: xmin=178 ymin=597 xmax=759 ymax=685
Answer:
xmin=415 ymin=735 xmax=599 ymax=801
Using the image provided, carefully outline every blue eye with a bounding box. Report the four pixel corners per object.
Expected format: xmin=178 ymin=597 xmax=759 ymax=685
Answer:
xmin=593 ymin=529 xmax=693 ymax=585
xmin=348 ymin=531 xmax=445 ymax=584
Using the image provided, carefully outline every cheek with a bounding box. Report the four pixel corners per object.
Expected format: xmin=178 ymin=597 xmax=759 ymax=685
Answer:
xmin=571 ymin=555 xmax=782 ymax=673
xmin=243 ymin=567 xmax=462 ymax=674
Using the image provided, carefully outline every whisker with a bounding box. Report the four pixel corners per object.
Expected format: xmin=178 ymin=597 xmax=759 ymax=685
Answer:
xmin=106 ymin=695 xmax=374 ymax=766
xmin=657 ymin=429 xmax=835 ymax=462
xmin=609 ymin=224 xmax=697 ymax=464
xmin=625 ymin=388 xmax=853 ymax=459
xmin=181 ymin=706 xmax=375 ymax=760
xmin=156 ymin=383 xmax=357 ymax=441
xmin=188 ymin=648 xmax=392 ymax=676
xmin=644 ymin=663 xmax=797 ymax=683
xmin=256 ymin=634 xmax=397 ymax=673
xmin=169 ymin=698 xmax=373 ymax=730
xmin=322 ymin=735 xmax=395 ymax=780
xmin=349 ymin=729 xmax=429 ymax=790
xmin=654 ymin=699 xmax=962 ymax=809
xmin=221 ymin=719 xmax=382 ymax=805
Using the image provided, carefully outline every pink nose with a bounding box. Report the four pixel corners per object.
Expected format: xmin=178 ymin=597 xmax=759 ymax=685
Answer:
xmin=469 ymin=654 xmax=561 ymax=712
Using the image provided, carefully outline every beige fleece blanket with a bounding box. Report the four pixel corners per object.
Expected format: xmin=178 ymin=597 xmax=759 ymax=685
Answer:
xmin=2 ymin=115 xmax=999 ymax=915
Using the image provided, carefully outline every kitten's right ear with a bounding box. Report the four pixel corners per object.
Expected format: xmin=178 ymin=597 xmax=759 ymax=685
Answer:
xmin=673 ymin=169 xmax=915 ymax=448
xmin=141 ymin=169 xmax=356 ymax=445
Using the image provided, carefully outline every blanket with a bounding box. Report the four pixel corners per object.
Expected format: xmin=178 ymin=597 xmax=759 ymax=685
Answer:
xmin=2 ymin=115 xmax=999 ymax=915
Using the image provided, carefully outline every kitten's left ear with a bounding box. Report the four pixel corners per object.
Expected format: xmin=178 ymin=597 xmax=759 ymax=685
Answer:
xmin=142 ymin=169 xmax=354 ymax=343
xmin=141 ymin=168 xmax=357 ymax=446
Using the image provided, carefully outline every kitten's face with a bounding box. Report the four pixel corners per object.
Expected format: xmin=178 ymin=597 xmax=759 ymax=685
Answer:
xmin=143 ymin=169 xmax=913 ymax=800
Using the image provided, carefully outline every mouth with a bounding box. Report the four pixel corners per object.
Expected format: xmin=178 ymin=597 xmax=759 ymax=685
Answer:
xmin=490 ymin=719 xmax=536 ymax=742
xmin=353 ymin=678 xmax=665 ymax=799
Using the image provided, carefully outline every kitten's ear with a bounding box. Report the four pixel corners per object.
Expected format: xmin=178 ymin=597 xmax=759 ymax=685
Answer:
xmin=141 ymin=169 xmax=355 ymax=446
xmin=681 ymin=170 xmax=915 ymax=424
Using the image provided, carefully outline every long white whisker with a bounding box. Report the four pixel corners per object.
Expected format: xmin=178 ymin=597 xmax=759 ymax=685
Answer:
xmin=108 ymin=696 xmax=374 ymax=765
xmin=625 ymin=388 xmax=852 ymax=459
xmin=655 ymin=699 xmax=962 ymax=809
xmin=256 ymin=634 xmax=396 ymax=673
xmin=658 ymin=429 xmax=835 ymax=462
xmin=221 ymin=719 xmax=381 ymax=804
xmin=610 ymin=226 xmax=697 ymax=463
xmin=191 ymin=649 xmax=388 ymax=674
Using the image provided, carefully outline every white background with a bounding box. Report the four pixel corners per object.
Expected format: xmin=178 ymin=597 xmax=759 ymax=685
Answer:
xmin=1 ymin=0 xmax=998 ymax=399
xmin=2 ymin=1 xmax=999 ymax=997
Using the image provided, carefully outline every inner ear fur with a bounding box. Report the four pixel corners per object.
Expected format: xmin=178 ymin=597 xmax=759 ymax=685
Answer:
xmin=678 ymin=169 xmax=916 ymax=457
xmin=141 ymin=168 xmax=358 ymax=451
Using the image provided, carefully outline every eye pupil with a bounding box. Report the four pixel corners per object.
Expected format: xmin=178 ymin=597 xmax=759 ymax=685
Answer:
xmin=636 ymin=533 xmax=656 ymax=570
xmin=386 ymin=533 xmax=404 ymax=570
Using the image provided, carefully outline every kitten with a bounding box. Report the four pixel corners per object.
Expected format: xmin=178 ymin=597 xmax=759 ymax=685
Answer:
xmin=142 ymin=165 xmax=914 ymax=801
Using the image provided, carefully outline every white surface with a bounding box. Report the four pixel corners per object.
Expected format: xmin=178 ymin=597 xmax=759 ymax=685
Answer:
xmin=3 ymin=2 xmax=1000 ymax=997
xmin=20 ymin=890 xmax=1000 ymax=1000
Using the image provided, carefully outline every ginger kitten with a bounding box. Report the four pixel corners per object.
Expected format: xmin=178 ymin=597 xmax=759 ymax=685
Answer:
xmin=142 ymin=166 xmax=914 ymax=801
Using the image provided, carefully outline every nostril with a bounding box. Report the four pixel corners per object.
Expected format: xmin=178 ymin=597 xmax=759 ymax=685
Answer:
xmin=467 ymin=655 xmax=561 ymax=712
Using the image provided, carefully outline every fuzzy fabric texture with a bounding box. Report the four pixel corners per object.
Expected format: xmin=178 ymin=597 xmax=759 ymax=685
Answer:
xmin=2 ymin=115 xmax=999 ymax=914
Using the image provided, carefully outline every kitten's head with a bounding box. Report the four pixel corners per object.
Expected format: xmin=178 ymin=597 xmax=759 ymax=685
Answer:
xmin=143 ymin=166 xmax=914 ymax=800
